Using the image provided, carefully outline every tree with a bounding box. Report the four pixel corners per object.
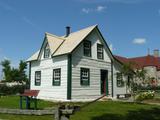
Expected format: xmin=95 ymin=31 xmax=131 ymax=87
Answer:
xmin=1 ymin=60 xmax=12 ymax=81
xmin=121 ymin=62 xmax=135 ymax=87
xmin=135 ymin=68 xmax=147 ymax=83
xmin=1 ymin=60 xmax=28 ymax=83
xmin=18 ymin=60 xmax=28 ymax=83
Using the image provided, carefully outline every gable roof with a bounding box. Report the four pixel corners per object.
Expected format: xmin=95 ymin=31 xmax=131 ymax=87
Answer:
xmin=115 ymin=55 xmax=160 ymax=70
xmin=27 ymin=25 xmax=114 ymax=62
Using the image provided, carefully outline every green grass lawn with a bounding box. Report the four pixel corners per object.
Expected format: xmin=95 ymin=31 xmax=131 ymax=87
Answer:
xmin=0 ymin=95 xmax=56 ymax=109
xmin=0 ymin=96 xmax=160 ymax=120
xmin=71 ymin=101 xmax=160 ymax=120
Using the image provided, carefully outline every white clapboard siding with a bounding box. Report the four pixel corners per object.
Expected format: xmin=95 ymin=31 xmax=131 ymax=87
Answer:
xmin=112 ymin=61 xmax=127 ymax=98
xmin=71 ymin=29 xmax=112 ymax=101
xmin=30 ymin=55 xmax=68 ymax=101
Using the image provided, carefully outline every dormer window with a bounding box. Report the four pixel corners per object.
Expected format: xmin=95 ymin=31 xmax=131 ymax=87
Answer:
xmin=44 ymin=44 xmax=50 ymax=58
xmin=84 ymin=40 xmax=91 ymax=57
xmin=97 ymin=44 xmax=104 ymax=59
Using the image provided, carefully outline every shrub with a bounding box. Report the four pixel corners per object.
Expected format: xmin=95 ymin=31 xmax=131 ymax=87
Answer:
xmin=135 ymin=91 xmax=155 ymax=102
xmin=0 ymin=84 xmax=26 ymax=95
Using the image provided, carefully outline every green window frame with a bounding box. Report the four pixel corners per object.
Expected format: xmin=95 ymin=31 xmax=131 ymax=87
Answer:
xmin=116 ymin=73 xmax=124 ymax=87
xmin=53 ymin=68 xmax=61 ymax=86
xmin=44 ymin=44 xmax=50 ymax=58
xmin=83 ymin=40 xmax=91 ymax=57
xmin=35 ymin=71 xmax=41 ymax=86
xmin=80 ymin=68 xmax=90 ymax=86
xmin=97 ymin=44 xmax=104 ymax=59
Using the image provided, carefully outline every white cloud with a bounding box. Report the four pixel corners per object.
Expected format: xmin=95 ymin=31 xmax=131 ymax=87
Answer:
xmin=82 ymin=8 xmax=92 ymax=13
xmin=96 ymin=6 xmax=106 ymax=12
xmin=133 ymin=38 xmax=146 ymax=45
xmin=82 ymin=5 xmax=106 ymax=13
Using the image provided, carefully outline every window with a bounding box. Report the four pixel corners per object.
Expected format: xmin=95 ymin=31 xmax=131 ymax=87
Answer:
xmin=116 ymin=73 xmax=124 ymax=87
xmin=84 ymin=40 xmax=91 ymax=57
xmin=97 ymin=44 xmax=104 ymax=59
xmin=53 ymin=69 xmax=61 ymax=86
xmin=44 ymin=44 xmax=50 ymax=58
xmin=35 ymin=71 xmax=41 ymax=86
xmin=80 ymin=68 xmax=90 ymax=86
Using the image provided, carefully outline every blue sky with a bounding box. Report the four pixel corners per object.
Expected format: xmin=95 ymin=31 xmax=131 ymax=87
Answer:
xmin=0 ymin=0 xmax=160 ymax=77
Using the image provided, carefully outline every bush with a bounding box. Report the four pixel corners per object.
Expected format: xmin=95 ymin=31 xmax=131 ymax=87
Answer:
xmin=135 ymin=91 xmax=155 ymax=101
xmin=0 ymin=84 xmax=26 ymax=95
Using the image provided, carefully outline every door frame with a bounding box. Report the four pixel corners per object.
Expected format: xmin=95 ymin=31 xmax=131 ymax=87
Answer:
xmin=100 ymin=70 xmax=108 ymax=96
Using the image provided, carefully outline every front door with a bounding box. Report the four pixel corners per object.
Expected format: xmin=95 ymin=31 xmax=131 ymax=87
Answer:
xmin=101 ymin=70 xmax=108 ymax=95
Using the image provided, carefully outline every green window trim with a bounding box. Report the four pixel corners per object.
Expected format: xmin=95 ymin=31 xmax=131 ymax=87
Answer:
xmin=83 ymin=40 xmax=91 ymax=57
xmin=116 ymin=72 xmax=124 ymax=87
xmin=53 ymin=68 xmax=61 ymax=86
xmin=44 ymin=44 xmax=50 ymax=58
xmin=97 ymin=44 xmax=104 ymax=60
xmin=80 ymin=68 xmax=90 ymax=86
xmin=35 ymin=71 xmax=41 ymax=86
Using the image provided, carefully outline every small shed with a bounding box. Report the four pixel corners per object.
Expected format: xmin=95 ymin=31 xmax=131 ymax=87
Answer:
xmin=20 ymin=90 xmax=39 ymax=109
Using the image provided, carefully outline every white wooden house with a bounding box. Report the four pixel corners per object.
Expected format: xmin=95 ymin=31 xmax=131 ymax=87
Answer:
xmin=27 ymin=25 xmax=127 ymax=101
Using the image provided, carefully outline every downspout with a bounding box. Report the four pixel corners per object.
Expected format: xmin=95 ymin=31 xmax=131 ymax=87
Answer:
xmin=111 ymin=60 xmax=114 ymax=97
xmin=67 ymin=54 xmax=72 ymax=100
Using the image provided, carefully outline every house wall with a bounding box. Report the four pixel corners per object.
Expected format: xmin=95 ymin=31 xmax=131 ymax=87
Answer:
xmin=71 ymin=29 xmax=113 ymax=101
xmin=112 ymin=61 xmax=127 ymax=98
xmin=30 ymin=55 xmax=68 ymax=101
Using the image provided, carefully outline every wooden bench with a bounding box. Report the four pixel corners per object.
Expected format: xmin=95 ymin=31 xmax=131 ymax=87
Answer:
xmin=117 ymin=94 xmax=131 ymax=99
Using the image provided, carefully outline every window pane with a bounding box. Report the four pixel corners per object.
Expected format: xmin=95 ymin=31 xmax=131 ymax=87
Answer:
xmin=35 ymin=71 xmax=41 ymax=86
xmin=116 ymin=73 xmax=124 ymax=87
xmin=44 ymin=44 xmax=50 ymax=58
xmin=84 ymin=41 xmax=91 ymax=57
xmin=81 ymin=68 xmax=90 ymax=86
xmin=53 ymin=69 xmax=61 ymax=86
xmin=97 ymin=44 xmax=103 ymax=59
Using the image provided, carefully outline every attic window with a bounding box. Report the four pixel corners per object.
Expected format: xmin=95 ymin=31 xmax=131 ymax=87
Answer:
xmin=84 ymin=40 xmax=91 ymax=57
xmin=44 ymin=44 xmax=50 ymax=58
xmin=97 ymin=44 xmax=104 ymax=59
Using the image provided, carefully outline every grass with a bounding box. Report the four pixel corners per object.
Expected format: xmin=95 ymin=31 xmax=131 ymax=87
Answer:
xmin=0 ymin=95 xmax=56 ymax=109
xmin=0 ymin=96 xmax=160 ymax=120
xmin=71 ymin=101 xmax=160 ymax=120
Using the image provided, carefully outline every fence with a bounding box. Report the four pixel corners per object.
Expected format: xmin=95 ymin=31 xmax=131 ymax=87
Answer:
xmin=0 ymin=107 xmax=74 ymax=120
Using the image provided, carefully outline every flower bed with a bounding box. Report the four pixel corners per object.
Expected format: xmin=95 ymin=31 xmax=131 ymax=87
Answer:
xmin=135 ymin=91 xmax=155 ymax=102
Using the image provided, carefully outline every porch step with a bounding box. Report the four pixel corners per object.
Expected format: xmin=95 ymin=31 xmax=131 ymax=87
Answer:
xmin=98 ymin=96 xmax=112 ymax=101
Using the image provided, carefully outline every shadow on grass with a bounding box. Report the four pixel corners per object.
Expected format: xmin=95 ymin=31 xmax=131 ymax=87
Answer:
xmin=91 ymin=108 xmax=160 ymax=120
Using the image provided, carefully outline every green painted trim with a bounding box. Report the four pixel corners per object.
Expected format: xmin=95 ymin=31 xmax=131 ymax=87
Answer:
xmin=67 ymin=54 xmax=72 ymax=100
xmin=37 ymin=36 xmax=47 ymax=59
xmin=106 ymin=72 xmax=108 ymax=96
xmin=29 ymin=62 xmax=31 ymax=89
xmin=111 ymin=60 xmax=114 ymax=97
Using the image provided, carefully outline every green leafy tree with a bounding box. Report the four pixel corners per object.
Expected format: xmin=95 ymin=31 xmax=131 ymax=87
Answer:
xmin=135 ymin=69 xmax=147 ymax=83
xmin=1 ymin=60 xmax=28 ymax=83
xmin=1 ymin=60 xmax=12 ymax=81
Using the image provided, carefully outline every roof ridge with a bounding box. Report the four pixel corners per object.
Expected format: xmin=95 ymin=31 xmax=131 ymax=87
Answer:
xmin=45 ymin=32 xmax=65 ymax=40
xmin=61 ymin=24 xmax=98 ymax=38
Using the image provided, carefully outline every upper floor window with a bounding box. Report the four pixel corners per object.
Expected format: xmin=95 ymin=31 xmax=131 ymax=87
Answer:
xmin=80 ymin=68 xmax=90 ymax=86
xmin=97 ymin=44 xmax=104 ymax=59
xmin=44 ymin=44 xmax=50 ymax=58
xmin=35 ymin=71 xmax=41 ymax=86
xmin=83 ymin=40 xmax=91 ymax=57
xmin=53 ymin=68 xmax=61 ymax=86
xmin=116 ymin=72 xmax=124 ymax=87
